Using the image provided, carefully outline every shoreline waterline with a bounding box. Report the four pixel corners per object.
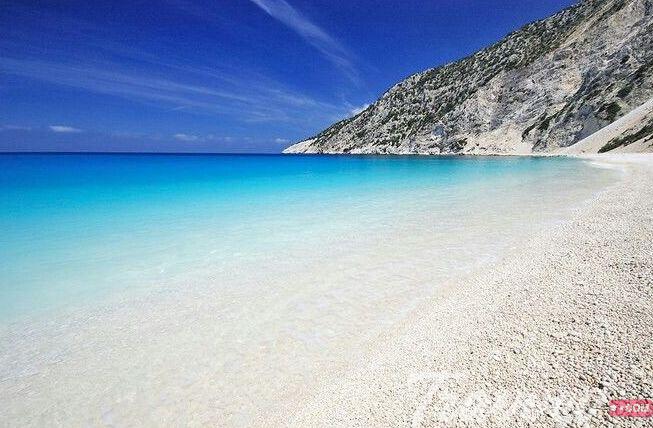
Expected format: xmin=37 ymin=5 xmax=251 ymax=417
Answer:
xmin=283 ymin=153 xmax=653 ymax=427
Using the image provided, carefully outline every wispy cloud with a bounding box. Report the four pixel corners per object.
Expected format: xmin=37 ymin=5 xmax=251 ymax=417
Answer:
xmin=274 ymin=137 xmax=289 ymax=144
xmin=1 ymin=124 xmax=32 ymax=131
xmin=49 ymin=125 xmax=82 ymax=133
xmin=349 ymin=103 xmax=370 ymax=116
xmin=0 ymin=4 xmax=360 ymax=139
xmin=172 ymin=133 xmax=239 ymax=144
xmin=0 ymin=57 xmax=348 ymax=126
xmin=249 ymin=0 xmax=359 ymax=83
xmin=173 ymin=133 xmax=199 ymax=142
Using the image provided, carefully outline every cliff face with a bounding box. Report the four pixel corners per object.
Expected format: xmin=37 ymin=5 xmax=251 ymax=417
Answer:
xmin=284 ymin=0 xmax=653 ymax=155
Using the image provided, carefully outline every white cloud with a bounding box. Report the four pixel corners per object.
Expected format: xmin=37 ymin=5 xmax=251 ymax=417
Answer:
xmin=249 ymin=0 xmax=359 ymax=82
xmin=350 ymin=103 xmax=370 ymax=116
xmin=0 ymin=57 xmax=347 ymax=126
xmin=1 ymin=124 xmax=32 ymax=131
xmin=49 ymin=125 xmax=82 ymax=133
xmin=274 ymin=137 xmax=289 ymax=144
xmin=173 ymin=133 xmax=200 ymax=142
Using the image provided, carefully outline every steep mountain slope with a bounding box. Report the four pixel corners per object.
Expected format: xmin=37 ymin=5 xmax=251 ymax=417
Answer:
xmin=284 ymin=0 xmax=653 ymax=155
xmin=564 ymin=97 xmax=653 ymax=153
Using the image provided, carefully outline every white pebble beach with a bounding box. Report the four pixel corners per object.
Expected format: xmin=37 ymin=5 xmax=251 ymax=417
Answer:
xmin=280 ymin=154 xmax=653 ymax=427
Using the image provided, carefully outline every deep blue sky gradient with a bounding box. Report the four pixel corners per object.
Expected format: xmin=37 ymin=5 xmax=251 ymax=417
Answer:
xmin=0 ymin=0 xmax=576 ymax=152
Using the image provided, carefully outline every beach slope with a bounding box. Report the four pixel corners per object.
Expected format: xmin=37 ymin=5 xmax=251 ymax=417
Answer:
xmin=284 ymin=153 xmax=653 ymax=426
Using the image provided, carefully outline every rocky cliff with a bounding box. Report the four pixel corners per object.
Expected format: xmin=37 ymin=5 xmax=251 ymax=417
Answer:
xmin=284 ymin=0 xmax=653 ymax=155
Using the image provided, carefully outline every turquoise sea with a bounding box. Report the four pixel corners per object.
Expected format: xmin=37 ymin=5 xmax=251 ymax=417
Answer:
xmin=0 ymin=153 xmax=618 ymax=424
xmin=0 ymin=153 xmax=615 ymax=321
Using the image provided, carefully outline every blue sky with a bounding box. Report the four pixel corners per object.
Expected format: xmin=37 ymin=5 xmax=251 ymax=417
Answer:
xmin=0 ymin=0 xmax=575 ymax=153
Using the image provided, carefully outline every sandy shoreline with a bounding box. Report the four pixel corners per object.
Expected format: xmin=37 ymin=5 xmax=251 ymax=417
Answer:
xmin=282 ymin=153 xmax=653 ymax=427
xmin=0 ymin=154 xmax=650 ymax=426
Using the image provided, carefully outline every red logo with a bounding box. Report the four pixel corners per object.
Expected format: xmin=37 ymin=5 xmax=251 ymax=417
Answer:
xmin=609 ymin=399 xmax=653 ymax=418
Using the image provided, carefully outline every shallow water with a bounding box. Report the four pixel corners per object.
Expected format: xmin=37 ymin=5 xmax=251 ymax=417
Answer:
xmin=0 ymin=154 xmax=616 ymax=425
